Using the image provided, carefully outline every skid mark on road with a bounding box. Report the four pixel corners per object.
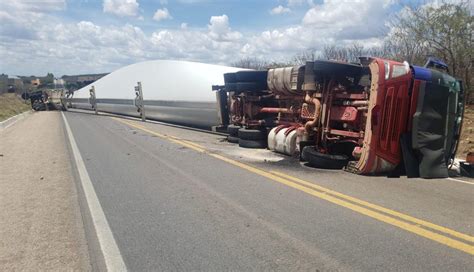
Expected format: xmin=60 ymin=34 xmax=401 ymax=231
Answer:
xmin=112 ymin=117 xmax=474 ymax=256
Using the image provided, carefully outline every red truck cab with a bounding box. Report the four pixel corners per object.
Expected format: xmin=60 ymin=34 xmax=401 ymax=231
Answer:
xmin=354 ymin=58 xmax=463 ymax=177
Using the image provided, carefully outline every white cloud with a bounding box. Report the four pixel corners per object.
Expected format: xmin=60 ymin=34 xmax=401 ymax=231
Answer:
xmin=153 ymin=8 xmax=172 ymax=21
xmin=1 ymin=0 xmax=402 ymax=76
xmin=103 ymin=0 xmax=139 ymax=17
xmin=302 ymin=0 xmax=392 ymax=39
xmin=270 ymin=5 xmax=291 ymax=15
xmin=208 ymin=14 xmax=242 ymax=41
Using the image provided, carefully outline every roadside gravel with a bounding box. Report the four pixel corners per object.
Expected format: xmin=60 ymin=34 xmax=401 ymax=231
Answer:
xmin=0 ymin=111 xmax=90 ymax=271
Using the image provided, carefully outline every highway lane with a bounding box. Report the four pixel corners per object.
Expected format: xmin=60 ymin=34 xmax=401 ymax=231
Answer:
xmin=63 ymin=110 xmax=474 ymax=271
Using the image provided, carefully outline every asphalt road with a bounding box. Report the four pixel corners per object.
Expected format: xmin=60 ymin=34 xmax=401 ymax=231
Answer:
xmin=63 ymin=110 xmax=473 ymax=271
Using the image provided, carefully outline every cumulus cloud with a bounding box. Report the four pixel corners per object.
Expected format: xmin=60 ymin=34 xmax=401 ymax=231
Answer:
xmin=153 ymin=8 xmax=172 ymax=21
xmin=302 ymin=0 xmax=392 ymax=39
xmin=0 ymin=1 xmax=63 ymax=40
xmin=208 ymin=15 xmax=242 ymax=41
xmin=270 ymin=5 xmax=291 ymax=15
xmin=1 ymin=0 xmax=401 ymax=76
xmin=103 ymin=0 xmax=139 ymax=17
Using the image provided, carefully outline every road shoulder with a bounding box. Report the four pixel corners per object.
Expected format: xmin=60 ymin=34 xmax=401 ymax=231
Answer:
xmin=0 ymin=111 xmax=90 ymax=271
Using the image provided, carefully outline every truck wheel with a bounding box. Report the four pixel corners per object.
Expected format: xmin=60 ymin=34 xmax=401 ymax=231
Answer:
xmin=227 ymin=125 xmax=241 ymax=136
xmin=227 ymin=135 xmax=239 ymax=143
xmin=236 ymin=71 xmax=268 ymax=82
xmin=239 ymin=139 xmax=267 ymax=149
xmin=238 ymin=128 xmax=267 ymax=140
xmin=302 ymin=146 xmax=349 ymax=169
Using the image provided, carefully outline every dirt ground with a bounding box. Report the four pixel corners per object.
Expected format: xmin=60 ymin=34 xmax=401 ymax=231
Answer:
xmin=457 ymin=104 xmax=474 ymax=158
xmin=0 ymin=111 xmax=90 ymax=271
xmin=0 ymin=93 xmax=31 ymax=121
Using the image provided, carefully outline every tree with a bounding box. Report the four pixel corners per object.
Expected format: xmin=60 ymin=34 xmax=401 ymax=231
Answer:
xmin=320 ymin=43 xmax=387 ymax=63
xmin=44 ymin=73 xmax=54 ymax=84
xmin=231 ymin=57 xmax=270 ymax=70
xmin=292 ymin=49 xmax=318 ymax=65
xmin=389 ymin=1 xmax=473 ymax=101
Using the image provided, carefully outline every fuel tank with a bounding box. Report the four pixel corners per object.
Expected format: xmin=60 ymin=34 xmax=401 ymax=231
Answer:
xmin=68 ymin=60 xmax=245 ymax=129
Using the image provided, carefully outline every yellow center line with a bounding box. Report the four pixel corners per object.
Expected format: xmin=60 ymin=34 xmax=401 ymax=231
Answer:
xmin=112 ymin=117 xmax=474 ymax=256
xmin=113 ymin=117 xmax=206 ymax=153
xmin=270 ymin=171 xmax=474 ymax=243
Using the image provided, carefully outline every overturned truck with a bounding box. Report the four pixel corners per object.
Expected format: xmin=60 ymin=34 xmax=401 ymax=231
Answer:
xmin=22 ymin=89 xmax=66 ymax=111
xmin=218 ymin=57 xmax=464 ymax=178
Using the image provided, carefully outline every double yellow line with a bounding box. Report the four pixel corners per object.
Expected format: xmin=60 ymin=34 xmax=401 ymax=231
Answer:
xmin=113 ymin=117 xmax=474 ymax=255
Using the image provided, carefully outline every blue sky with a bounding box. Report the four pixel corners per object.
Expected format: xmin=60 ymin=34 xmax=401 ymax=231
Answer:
xmin=64 ymin=1 xmax=310 ymax=30
xmin=0 ymin=0 xmax=422 ymax=76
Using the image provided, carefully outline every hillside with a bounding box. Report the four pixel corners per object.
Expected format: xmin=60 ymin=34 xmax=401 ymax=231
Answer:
xmin=0 ymin=93 xmax=31 ymax=121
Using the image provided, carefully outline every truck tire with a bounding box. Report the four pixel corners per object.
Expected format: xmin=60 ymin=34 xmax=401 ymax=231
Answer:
xmin=224 ymin=73 xmax=237 ymax=83
xmin=227 ymin=135 xmax=239 ymax=143
xmin=302 ymin=146 xmax=349 ymax=169
xmin=239 ymin=139 xmax=267 ymax=149
xmin=238 ymin=128 xmax=267 ymax=140
xmin=227 ymin=124 xmax=241 ymax=136
xmin=236 ymin=71 xmax=268 ymax=83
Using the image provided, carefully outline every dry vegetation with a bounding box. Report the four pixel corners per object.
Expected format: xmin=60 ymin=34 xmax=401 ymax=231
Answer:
xmin=458 ymin=104 xmax=474 ymax=158
xmin=0 ymin=93 xmax=31 ymax=122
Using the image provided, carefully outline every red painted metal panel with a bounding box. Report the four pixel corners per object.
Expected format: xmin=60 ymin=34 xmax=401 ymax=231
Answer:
xmin=375 ymin=65 xmax=411 ymax=165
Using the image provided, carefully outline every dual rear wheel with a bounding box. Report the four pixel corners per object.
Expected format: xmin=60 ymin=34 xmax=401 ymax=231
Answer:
xmin=227 ymin=125 xmax=267 ymax=148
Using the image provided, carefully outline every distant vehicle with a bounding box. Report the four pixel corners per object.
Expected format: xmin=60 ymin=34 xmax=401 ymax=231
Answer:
xmin=22 ymin=89 xmax=66 ymax=111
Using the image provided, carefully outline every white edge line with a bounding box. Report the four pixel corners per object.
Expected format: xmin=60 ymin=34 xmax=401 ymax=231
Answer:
xmin=61 ymin=112 xmax=127 ymax=271
xmin=0 ymin=110 xmax=32 ymax=130
xmin=447 ymin=177 xmax=474 ymax=185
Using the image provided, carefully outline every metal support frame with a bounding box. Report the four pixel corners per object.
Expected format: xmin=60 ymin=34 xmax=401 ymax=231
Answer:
xmin=213 ymin=85 xmax=229 ymax=127
xmin=89 ymin=86 xmax=97 ymax=114
xmin=134 ymin=82 xmax=146 ymax=121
